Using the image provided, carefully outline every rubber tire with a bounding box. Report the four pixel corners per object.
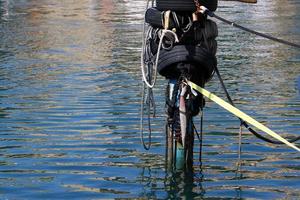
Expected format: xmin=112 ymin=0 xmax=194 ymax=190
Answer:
xmin=157 ymin=45 xmax=216 ymax=81
xmin=145 ymin=7 xmax=163 ymax=28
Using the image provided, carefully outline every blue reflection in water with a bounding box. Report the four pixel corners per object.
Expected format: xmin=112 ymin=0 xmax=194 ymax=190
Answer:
xmin=0 ymin=0 xmax=299 ymax=199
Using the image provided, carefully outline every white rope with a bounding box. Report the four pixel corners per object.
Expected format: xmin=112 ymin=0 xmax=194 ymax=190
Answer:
xmin=140 ymin=2 xmax=179 ymax=89
xmin=141 ymin=29 xmax=178 ymax=88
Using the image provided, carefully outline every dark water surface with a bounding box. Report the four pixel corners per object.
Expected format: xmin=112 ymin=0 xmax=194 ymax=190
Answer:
xmin=0 ymin=0 xmax=299 ymax=199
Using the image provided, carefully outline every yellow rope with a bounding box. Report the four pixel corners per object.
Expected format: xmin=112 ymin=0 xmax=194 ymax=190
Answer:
xmin=187 ymin=81 xmax=300 ymax=152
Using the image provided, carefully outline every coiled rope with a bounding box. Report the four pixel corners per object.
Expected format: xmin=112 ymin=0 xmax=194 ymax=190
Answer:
xmin=141 ymin=2 xmax=179 ymax=89
xmin=140 ymin=1 xmax=180 ymax=150
xmin=140 ymin=2 xmax=300 ymax=150
xmin=140 ymin=0 xmax=154 ymax=150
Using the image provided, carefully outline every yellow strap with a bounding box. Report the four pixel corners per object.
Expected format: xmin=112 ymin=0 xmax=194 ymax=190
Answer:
xmin=187 ymin=81 xmax=300 ymax=152
xmin=163 ymin=10 xmax=171 ymax=30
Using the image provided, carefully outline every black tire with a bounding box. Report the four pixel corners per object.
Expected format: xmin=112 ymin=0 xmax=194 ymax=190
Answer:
xmin=145 ymin=7 xmax=164 ymax=28
xmin=156 ymin=0 xmax=218 ymax=12
xmin=157 ymin=45 xmax=217 ymax=82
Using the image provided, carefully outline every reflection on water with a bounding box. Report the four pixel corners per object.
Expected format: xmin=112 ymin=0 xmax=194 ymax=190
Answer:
xmin=0 ymin=0 xmax=299 ymax=199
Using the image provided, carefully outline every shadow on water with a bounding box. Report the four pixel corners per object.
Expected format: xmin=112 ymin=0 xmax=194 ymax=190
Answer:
xmin=138 ymin=165 xmax=204 ymax=199
xmin=139 ymin=154 xmax=246 ymax=199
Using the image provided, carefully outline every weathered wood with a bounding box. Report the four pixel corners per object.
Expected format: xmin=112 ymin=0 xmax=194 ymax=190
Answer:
xmin=166 ymin=124 xmax=174 ymax=171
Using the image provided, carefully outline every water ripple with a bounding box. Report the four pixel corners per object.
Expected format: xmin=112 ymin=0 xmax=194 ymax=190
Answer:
xmin=0 ymin=0 xmax=299 ymax=199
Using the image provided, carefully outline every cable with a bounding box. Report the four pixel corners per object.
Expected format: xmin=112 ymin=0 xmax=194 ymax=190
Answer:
xmin=205 ymin=10 xmax=300 ymax=49
xmin=194 ymin=5 xmax=300 ymax=144
xmin=140 ymin=0 xmax=155 ymax=150
xmin=140 ymin=83 xmax=151 ymax=150
xmin=214 ymin=65 xmax=300 ymax=144
xmin=140 ymin=82 xmax=157 ymax=150
xmin=141 ymin=0 xmax=156 ymax=88
xmin=141 ymin=2 xmax=180 ymax=89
